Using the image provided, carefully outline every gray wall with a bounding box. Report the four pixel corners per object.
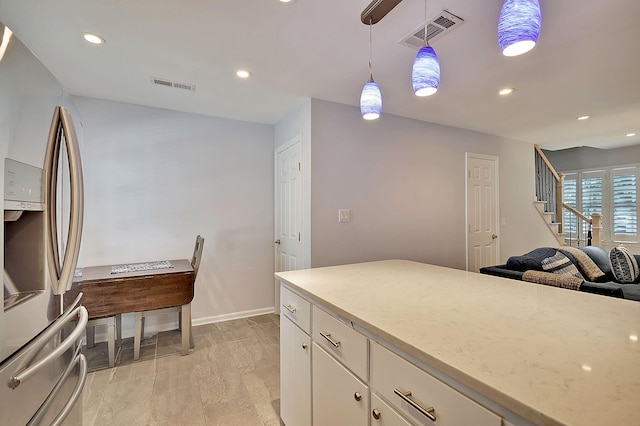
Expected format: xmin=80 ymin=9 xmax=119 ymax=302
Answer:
xmin=309 ymin=99 xmax=558 ymax=269
xmin=544 ymin=145 xmax=640 ymax=171
xmin=72 ymin=96 xmax=276 ymax=334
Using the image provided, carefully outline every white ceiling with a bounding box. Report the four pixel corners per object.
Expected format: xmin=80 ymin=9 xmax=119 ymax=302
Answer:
xmin=1 ymin=0 xmax=639 ymax=150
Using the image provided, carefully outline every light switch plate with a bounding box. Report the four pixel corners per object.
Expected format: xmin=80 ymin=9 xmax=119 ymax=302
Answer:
xmin=338 ymin=209 xmax=350 ymax=223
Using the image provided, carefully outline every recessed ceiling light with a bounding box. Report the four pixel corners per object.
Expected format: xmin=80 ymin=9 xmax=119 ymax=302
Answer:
xmin=236 ymin=70 xmax=252 ymax=79
xmin=630 ymin=334 xmax=638 ymax=342
xmin=83 ymin=33 xmax=105 ymax=45
xmin=581 ymin=364 xmax=592 ymax=372
xmin=577 ymin=115 xmax=590 ymax=121
xmin=499 ymin=88 xmax=514 ymax=96
xmin=626 ymin=133 xmax=636 ymax=137
xmin=279 ymin=0 xmax=295 ymax=3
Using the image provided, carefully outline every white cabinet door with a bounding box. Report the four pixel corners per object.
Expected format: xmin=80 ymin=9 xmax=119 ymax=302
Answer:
xmin=280 ymin=315 xmax=311 ymax=426
xmin=312 ymin=343 xmax=369 ymax=426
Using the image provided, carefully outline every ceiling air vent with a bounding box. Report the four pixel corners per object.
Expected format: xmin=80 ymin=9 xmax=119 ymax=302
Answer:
xmin=399 ymin=10 xmax=464 ymax=49
xmin=151 ymin=77 xmax=196 ymax=92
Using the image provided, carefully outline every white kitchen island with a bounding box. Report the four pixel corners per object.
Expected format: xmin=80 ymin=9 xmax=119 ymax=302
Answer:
xmin=275 ymin=260 xmax=640 ymax=426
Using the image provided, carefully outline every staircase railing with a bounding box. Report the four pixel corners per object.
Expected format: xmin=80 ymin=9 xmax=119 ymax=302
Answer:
xmin=535 ymin=145 xmax=563 ymax=230
xmin=563 ymin=204 xmax=602 ymax=247
xmin=534 ymin=145 xmax=602 ymax=246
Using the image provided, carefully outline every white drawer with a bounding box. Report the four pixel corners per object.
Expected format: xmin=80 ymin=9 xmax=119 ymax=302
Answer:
xmin=280 ymin=284 xmax=311 ymax=334
xmin=371 ymin=394 xmax=413 ymax=426
xmin=312 ymin=305 xmax=368 ymax=381
xmin=371 ymin=342 xmax=501 ymax=426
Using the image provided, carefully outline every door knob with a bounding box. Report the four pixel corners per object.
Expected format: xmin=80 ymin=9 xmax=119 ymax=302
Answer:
xmin=491 ymin=234 xmax=498 ymax=239
xmin=275 ymin=239 xmax=281 ymax=245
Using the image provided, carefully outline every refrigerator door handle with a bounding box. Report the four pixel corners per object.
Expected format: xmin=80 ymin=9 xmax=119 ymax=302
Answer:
xmin=27 ymin=348 xmax=87 ymax=426
xmin=45 ymin=106 xmax=85 ymax=295
xmin=8 ymin=306 xmax=88 ymax=389
xmin=45 ymin=106 xmax=62 ymax=281
xmin=20 ymin=292 xmax=83 ymax=370
xmin=51 ymin=353 xmax=87 ymax=426
xmin=60 ymin=292 xmax=84 ymax=321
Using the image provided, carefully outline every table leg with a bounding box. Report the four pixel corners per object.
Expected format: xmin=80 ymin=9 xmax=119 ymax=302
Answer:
xmin=181 ymin=303 xmax=192 ymax=355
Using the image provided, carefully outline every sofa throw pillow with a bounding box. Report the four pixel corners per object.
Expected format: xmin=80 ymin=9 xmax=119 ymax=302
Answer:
xmin=523 ymin=270 xmax=584 ymax=291
xmin=560 ymin=246 xmax=606 ymax=282
xmin=577 ymin=246 xmax=613 ymax=281
xmin=541 ymin=251 xmax=584 ymax=279
xmin=609 ymin=245 xmax=639 ymax=284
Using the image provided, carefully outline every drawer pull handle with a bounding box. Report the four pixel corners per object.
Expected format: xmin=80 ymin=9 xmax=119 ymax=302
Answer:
xmin=354 ymin=392 xmax=362 ymax=402
xmin=282 ymin=304 xmax=296 ymax=314
xmin=301 ymin=342 xmax=308 ymax=350
xmin=320 ymin=332 xmax=341 ymax=348
xmin=393 ymin=388 xmax=436 ymax=422
xmin=372 ymin=409 xmax=381 ymax=420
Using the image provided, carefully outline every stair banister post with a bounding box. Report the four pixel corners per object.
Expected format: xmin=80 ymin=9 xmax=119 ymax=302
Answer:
xmin=592 ymin=213 xmax=602 ymax=246
xmin=556 ymin=172 xmax=564 ymax=235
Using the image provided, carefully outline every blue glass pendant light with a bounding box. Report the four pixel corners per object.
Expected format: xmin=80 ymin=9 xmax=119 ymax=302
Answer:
xmin=412 ymin=0 xmax=440 ymax=96
xmin=360 ymin=77 xmax=382 ymax=120
xmin=498 ymin=0 xmax=542 ymax=57
xmin=360 ymin=19 xmax=382 ymax=120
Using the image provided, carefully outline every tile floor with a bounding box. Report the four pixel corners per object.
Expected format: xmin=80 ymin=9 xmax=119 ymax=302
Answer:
xmin=82 ymin=314 xmax=283 ymax=426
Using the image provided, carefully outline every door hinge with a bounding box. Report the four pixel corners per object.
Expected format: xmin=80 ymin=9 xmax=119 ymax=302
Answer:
xmin=298 ymin=162 xmax=301 ymax=171
xmin=298 ymin=232 xmax=301 ymax=241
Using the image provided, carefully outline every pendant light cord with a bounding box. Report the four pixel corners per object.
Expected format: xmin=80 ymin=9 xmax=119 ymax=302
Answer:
xmin=423 ymin=0 xmax=428 ymax=46
xmin=369 ymin=18 xmax=374 ymax=81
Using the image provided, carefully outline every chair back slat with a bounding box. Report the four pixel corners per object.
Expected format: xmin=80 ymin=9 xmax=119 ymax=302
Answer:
xmin=191 ymin=235 xmax=204 ymax=280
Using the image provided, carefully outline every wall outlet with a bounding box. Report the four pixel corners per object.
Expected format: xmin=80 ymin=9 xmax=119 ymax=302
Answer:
xmin=338 ymin=209 xmax=351 ymax=223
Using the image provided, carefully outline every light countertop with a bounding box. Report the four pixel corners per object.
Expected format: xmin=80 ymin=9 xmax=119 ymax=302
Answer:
xmin=275 ymin=260 xmax=640 ymax=426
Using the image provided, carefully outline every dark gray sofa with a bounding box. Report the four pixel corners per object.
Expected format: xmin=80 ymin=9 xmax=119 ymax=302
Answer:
xmin=480 ymin=246 xmax=640 ymax=301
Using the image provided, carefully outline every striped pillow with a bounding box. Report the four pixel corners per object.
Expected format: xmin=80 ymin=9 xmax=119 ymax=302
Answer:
xmin=609 ymin=246 xmax=639 ymax=284
xmin=541 ymin=251 xmax=584 ymax=279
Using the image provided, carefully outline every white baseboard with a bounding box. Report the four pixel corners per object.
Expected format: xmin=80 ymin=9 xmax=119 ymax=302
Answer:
xmin=87 ymin=306 xmax=278 ymax=344
xmin=192 ymin=306 xmax=277 ymax=327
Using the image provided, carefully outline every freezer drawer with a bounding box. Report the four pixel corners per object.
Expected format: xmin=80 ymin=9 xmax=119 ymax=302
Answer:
xmin=0 ymin=306 xmax=87 ymax=426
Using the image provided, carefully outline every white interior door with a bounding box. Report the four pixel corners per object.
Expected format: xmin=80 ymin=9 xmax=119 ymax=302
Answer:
xmin=274 ymin=137 xmax=303 ymax=308
xmin=466 ymin=153 xmax=499 ymax=272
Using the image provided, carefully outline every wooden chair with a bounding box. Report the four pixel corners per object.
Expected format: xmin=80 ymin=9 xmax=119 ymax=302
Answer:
xmin=133 ymin=235 xmax=204 ymax=360
xmin=85 ymin=315 xmax=121 ymax=367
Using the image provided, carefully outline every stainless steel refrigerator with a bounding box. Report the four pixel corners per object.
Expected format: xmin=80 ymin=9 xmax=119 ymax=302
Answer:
xmin=0 ymin=105 xmax=87 ymax=425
